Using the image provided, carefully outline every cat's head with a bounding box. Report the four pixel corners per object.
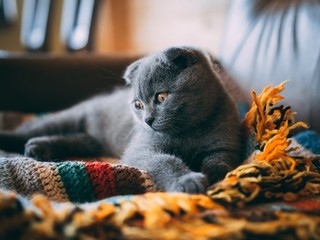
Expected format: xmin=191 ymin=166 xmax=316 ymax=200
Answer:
xmin=124 ymin=46 xmax=225 ymax=134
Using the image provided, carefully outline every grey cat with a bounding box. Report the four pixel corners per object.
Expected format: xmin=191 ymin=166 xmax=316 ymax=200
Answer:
xmin=0 ymin=47 xmax=242 ymax=193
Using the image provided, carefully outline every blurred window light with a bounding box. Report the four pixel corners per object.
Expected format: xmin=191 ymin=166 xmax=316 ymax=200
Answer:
xmin=20 ymin=0 xmax=51 ymax=51
xmin=0 ymin=0 xmax=17 ymax=25
xmin=61 ymin=0 xmax=96 ymax=51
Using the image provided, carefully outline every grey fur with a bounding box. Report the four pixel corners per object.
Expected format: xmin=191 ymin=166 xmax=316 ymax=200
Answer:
xmin=0 ymin=46 xmax=242 ymax=193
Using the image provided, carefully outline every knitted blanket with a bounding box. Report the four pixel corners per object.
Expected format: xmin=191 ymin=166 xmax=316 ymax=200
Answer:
xmin=0 ymin=156 xmax=157 ymax=203
xmin=1 ymin=82 xmax=320 ymax=239
xmin=0 ymin=132 xmax=318 ymax=203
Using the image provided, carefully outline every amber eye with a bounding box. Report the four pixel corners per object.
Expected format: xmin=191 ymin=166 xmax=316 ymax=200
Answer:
xmin=134 ymin=100 xmax=144 ymax=110
xmin=156 ymin=92 xmax=168 ymax=103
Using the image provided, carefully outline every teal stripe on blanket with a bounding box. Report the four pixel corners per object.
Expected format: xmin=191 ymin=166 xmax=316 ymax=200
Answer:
xmin=56 ymin=162 xmax=96 ymax=203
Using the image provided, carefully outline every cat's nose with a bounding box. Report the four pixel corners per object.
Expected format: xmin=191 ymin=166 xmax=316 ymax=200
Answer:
xmin=145 ymin=117 xmax=155 ymax=126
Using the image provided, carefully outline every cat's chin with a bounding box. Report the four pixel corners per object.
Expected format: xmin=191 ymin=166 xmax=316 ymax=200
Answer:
xmin=145 ymin=125 xmax=162 ymax=132
xmin=151 ymin=126 xmax=183 ymax=136
xmin=142 ymin=124 xmax=158 ymax=132
xmin=142 ymin=124 xmax=168 ymax=134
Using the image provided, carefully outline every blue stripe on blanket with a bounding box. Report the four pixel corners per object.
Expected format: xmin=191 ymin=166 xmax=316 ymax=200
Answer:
xmin=294 ymin=130 xmax=320 ymax=155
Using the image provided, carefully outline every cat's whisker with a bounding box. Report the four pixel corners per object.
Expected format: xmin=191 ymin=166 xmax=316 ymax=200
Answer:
xmin=96 ymin=74 xmax=123 ymax=82
xmin=95 ymin=65 xmax=121 ymax=78
xmin=124 ymin=126 xmax=138 ymax=140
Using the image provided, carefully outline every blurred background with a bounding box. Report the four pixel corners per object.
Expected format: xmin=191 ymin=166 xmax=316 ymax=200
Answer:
xmin=0 ymin=0 xmax=228 ymax=56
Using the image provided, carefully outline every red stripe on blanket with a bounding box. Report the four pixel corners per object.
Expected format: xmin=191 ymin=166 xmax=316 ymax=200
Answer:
xmin=84 ymin=162 xmax=116 ymax=199
xmin=287 ymin=197 xmax=320 ymax=211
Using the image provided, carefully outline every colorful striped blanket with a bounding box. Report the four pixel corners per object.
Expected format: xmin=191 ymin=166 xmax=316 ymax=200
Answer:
xmin=0 ymin=156 xmax=157 ymax=203
xmin=0 ymin=131 xmax=319 ymax=204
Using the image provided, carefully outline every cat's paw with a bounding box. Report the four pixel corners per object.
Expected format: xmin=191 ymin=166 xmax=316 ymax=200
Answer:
xmin=168 ymin=172 xmax=208 ymax=194
xmin=24 ymin=137 xmax=54 ymax=161
xmin=205 ymin=161 xmax=234 ymax=185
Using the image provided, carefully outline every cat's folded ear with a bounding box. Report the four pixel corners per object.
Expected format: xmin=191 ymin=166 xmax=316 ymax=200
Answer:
xmin=123 ymin=60 xmax=142 ymax=85
xmin=164 ymin=47 xmax=198 ymax=69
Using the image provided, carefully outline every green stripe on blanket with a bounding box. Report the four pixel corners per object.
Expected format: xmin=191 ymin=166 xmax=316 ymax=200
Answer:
xmin=0 ymin=157 xmax=157 ymax=203
xmin=56 ymin=162 xmax=96 ymax=202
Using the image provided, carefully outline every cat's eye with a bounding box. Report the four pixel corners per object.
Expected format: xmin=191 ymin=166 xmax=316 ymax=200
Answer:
xmin=156 ymin=92 xmax=168 ymax=103
xmin=134 ymin=100 xmax=144 ymax=110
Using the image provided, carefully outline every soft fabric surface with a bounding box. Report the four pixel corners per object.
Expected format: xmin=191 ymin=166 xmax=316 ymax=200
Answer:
xmin=1 ymin=189 xmax=320 ymax=239
xmin=0 ymin=156 xmax=157 ymax=203
xmin=0 ymin=132 xmax=318 ymax=204
xmin=1 ymin=82 xmax=320 ymax=239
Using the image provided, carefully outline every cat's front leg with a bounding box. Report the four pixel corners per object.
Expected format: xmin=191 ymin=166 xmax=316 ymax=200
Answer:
xmin=122 ymin=149 xmax=208 ymax=193
xmin=24 ymin=134 xmax=103 ymax=161
xmin=167 ymin=171 xmax=208 ymax=193
xmin=201 ymin=151 xmax=239 ymax=185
